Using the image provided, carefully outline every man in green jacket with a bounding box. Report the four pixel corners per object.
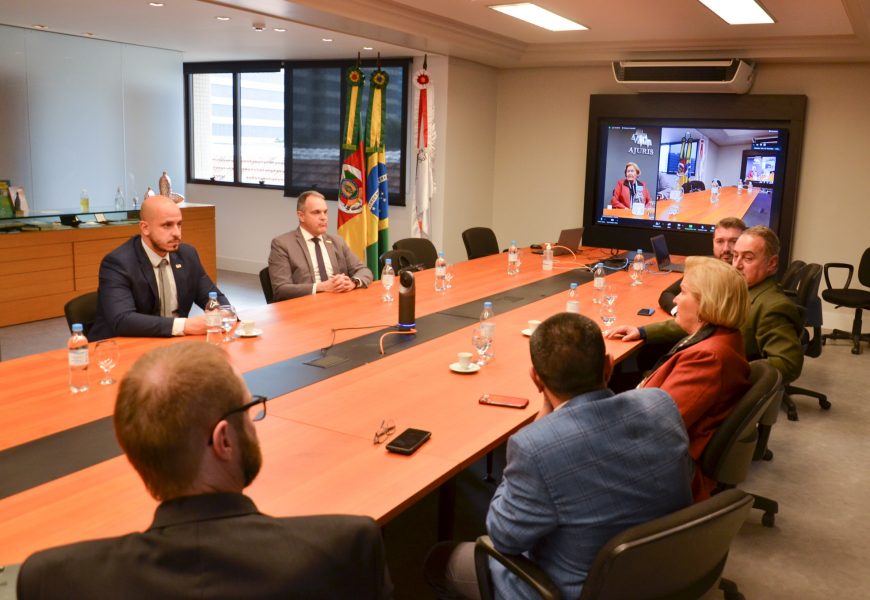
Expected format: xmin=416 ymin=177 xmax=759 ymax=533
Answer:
xmin=606 ymin=226 xmax=803 ymax=384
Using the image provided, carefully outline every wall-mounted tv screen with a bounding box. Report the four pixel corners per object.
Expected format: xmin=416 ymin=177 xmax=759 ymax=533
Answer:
xmin=582 ymin=94 xmax=807 ymax=264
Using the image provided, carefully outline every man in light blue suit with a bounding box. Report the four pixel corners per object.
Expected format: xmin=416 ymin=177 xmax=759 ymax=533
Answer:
xmin=426 ymin=313 xmax=693 ymax=600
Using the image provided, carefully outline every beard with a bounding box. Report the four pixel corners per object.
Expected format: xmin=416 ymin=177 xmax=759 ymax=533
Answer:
xmin=236 ymin=423 xmax=263 ymax=487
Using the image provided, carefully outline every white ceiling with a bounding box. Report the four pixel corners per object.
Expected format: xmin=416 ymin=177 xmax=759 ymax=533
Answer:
xmin=1 ymin=0 xmax=869 ymax=67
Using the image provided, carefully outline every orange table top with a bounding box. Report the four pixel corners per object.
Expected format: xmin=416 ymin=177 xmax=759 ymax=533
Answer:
xmin=0 ymin=247 xmax=679 ymax=563
xmin=602 ymin=186 xmax=760 ymax=225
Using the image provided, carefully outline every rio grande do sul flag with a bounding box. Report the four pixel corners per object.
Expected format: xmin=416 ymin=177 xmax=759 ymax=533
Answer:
xmin=338 ymin=66 xmax=368 ymax=262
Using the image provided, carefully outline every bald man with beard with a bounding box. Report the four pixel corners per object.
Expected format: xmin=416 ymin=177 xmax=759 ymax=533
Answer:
xmin=89 ymin=195 xmax=228 ymax=341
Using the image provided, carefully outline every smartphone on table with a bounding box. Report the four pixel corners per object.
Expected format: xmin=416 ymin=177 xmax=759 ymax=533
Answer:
xmin=478 ymin=394 xmax=529 ymax=409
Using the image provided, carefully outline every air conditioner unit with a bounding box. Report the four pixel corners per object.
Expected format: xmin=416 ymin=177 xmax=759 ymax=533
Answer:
xmin=612 ymin=59 xmax=755 ymax=94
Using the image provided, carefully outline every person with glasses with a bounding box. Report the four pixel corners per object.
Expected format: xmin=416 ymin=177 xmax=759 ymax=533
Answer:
xmin=17 ymin=342 xmax=393 ymax=600
xmin=425 ymin=313 xmax=692 ymax=600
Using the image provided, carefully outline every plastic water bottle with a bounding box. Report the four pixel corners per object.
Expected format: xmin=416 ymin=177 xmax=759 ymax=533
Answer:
xmin=434 ymin=252 xmax=447 ymax=292
xmin=631 ymin=187 xmax=645 ymax=216
xmin=593 ymin=262 xmax=606 ymax=304
xmin=566 ymin=283 xmax=580 ymax=313
xmin=480 ymin=301 xmax=495 ymax=360
xmin=507 ymin=241 xmax=519 ymax=275
xmin=748 ymin=180 xmax=754 ymax=192
xmin=737 ymin=179 xmax=744 ymax=193
xmin=381 ymin=259 xmax=395 ymax=302
xmin=114 ymin=187 xmax=125 ymax=211
xmin=630 ymin=249 xmax=645 ymax=286
xmin=710 ymin=179 xmax=720 ymax=204
xmin=542 ymin=243 xmax=553 ymax=271
xmin=205 ymin=291 xmax=222 ymax=344
xmin=68 ymin=323 xmax=89 ymax=393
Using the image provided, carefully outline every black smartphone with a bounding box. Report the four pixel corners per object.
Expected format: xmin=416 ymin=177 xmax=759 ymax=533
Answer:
xmin=479 ymin=394 xmax=529 ymax=409
xmin=386 ymin=428 xmax=431 ymax=455
xmin=637 ymin=308 xmax=656 ymax=316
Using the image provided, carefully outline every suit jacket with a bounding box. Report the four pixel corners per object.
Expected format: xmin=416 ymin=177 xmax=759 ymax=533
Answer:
xmin=88 ymin=236 xmax=227 ymax=341
xmin=658 ymin=276 xmax=682 ymax=314
xmin=642 ymin=326 xmax=751 ymax=500
xmin=609 ymin=178 xmax=652 ymax=209
xmin=17 ymin=492 xmax=393 ymax=600
xmin=268 ymin=228 xmax=374 ymax=301
xmin=644 ymin=277 xmax=804 ymax=384
xmin=486 ymin=388 xmax=692 ymax=600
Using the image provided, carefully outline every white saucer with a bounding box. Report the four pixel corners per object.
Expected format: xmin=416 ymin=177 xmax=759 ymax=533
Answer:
xmin=521 ymin=328 xmax=533 ymax=337
xmin=449 ymin=362 xmax=480 ymax=374
xmin=235 ymin=328 xmax=263 ymax=338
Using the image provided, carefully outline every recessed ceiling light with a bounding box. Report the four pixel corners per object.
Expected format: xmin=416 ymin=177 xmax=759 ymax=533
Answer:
xmin=698 ymin=0 xmax=774 ymax=24
xmin=322 ymin=38 xmax=333 ymax=42
xmin=274 ymin=28 xmax=286 ymax=32
xmin=363 ymin=46 xmax=373 ymax=51
xmin=489 ymin=3 xmax=587 ymax=31
xmin=216 ymin=16 xmax=230 ymax=21
xmin=149 ymin=2 xmax=164 ymax=7
xmin=32 ymin=24 xmax=47 ymax=30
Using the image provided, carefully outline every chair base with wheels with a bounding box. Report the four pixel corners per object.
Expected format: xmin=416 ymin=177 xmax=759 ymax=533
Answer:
xmin=822 ymin=318 xmax=870 ymax=355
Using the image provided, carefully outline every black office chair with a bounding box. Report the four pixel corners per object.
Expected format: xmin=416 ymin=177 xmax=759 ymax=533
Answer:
xmin=821 ymin=247 xmax=870 ymax=354
xmin=473 ymin=489 xmax=753 ymax=600
xmin=378 ymin=249 xmax=418 ymax=274
xmin=392 ymin=237 xmax=438 ymax=269
xmin=782 ymin=263 xmax=830 ymax=421
xmin=259 ymin=267 xmax=274 ymax=304
xmin=682 ymin=180 xmax=706 ymax=193
xmin=462 ymin=227 xmax=500 ymax=260
xmin=780 ymin=259 xmax=806 ymax=292
xmin=63 ymin=292 xmax=98 ymax=336
xmin=701 ymin=361 xmax=782 ymax=528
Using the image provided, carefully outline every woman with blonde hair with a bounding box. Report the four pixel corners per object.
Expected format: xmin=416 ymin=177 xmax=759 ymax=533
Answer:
xmin=640 ymin=256 xmax=751 ymax=500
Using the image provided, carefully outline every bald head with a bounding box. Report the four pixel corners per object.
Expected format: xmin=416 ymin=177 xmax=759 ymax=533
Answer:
xmin=139 ymin=195 xmax=182 ymax=256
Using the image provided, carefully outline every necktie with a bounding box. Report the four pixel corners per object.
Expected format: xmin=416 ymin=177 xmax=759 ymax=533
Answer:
xmin=312 ymin=237 xmax=329 ymax=283
xmin=158 ymin=259 xmax=173 ymax=317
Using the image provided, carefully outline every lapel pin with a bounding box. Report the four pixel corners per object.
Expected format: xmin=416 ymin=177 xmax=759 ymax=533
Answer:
xmin=175 ymin=263 xmax=182 ymax=269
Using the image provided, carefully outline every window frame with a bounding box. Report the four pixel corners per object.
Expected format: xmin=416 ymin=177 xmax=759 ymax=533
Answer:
xmin=184 ymin=58 xmax=410 ymax=205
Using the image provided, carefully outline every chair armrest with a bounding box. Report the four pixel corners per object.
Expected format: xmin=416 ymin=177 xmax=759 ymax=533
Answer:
xmin=474 ymin=536 xmax=562 ymax=600
xmin=823 ymin=263 xmax=853 ymax=291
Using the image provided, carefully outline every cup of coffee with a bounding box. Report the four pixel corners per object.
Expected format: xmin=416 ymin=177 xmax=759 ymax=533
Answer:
xmin=527 ymin=320 xmax=541 ymax=333
xmin=457 ymin=352 xmax=473 ymax=370
xmin=242 ymin=320 xmax=256 ymax=335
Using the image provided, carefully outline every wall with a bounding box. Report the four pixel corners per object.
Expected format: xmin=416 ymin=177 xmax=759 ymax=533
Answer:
xmin=0 ymin=25 xmax=183 ymax=211
xmin=490 ymin=63 xmax=870 ymax=331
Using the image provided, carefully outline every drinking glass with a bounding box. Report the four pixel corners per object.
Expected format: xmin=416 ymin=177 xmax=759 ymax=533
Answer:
xmin=602 ymin=285 xmax=618 ymax=307
xmin=471 ymin=327 xmax=492 ymax=366
xmin=94 ymin=340 xmax=120 ymax=385
xmin=219 ymin=305 xmax=238 ymax=342
xmin=382 ymin=271 xmax=395 ymax=302
xmin=599 ymin=304 xmax=617 ymax=327
xmin=444 ymin=269 xmax=454 ymax=289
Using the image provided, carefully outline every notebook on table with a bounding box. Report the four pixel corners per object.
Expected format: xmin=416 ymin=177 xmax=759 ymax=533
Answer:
xmin=650 ymin=234 xmax=685 ymax=272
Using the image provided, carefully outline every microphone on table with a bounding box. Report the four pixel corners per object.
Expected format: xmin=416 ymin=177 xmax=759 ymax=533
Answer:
xmin=397 ymin=270 xmax=416 ymax=331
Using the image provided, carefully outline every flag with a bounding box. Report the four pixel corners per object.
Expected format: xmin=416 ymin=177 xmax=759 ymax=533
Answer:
xmin=678 ymin=132 xmax=692 ymax=187
xmin=363 ymin=67 xmax=390 ymax=274
xmin=338 ymin=67 xmax=368 ymax=263
xmin=411 ymin=65 xmax=434 ymax=239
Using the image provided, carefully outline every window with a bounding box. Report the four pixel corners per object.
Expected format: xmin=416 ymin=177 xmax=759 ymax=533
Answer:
xmin=185 ymin=59 xmax=409 ymax=204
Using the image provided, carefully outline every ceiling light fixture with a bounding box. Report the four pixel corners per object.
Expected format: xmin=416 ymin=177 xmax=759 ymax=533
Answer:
xmin=274 ymin=28 xmax=286 ymax=32
xmin=148 ymin=2 xmax=164 ymax=7
xmin=489 ymin=3 xmax=586 ymax=31
xmin=216 ymin=16 xmax=230 ymax=21
xmin=697 ymin=0 xmax=774 ymax=24
xmin=363 ymin=46 xmax=373 ymax=51
xmin=32 ymin=24 xmax=47 ymax=30
xmin=252 ymin=22 xmax=266 ymax=32
xmin=322 ymin=38 xmax=333 ymax=42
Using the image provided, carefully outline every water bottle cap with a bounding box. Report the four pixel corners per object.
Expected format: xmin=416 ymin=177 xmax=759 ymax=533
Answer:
xmin=385 ymin=258 xmax=392 ymax=264
xmin=596 ymin=262 xmax=604 ymax=268
xmin=511 ymin=240 xmax=517 ymax=245
xmin=438 ymin=251 xmax=444 ymax=257
xmin=72 ymin=323 xmax=83 ymax=332
xmin=637 ymin=249 xmax=643 ymax=254
xmin=570 ymin=283 xmax=578 ymax=289
xmin=484 ymin=301 xmax=493 ymax=308
xmin=208 ymin=291 xmax=218 ymax=299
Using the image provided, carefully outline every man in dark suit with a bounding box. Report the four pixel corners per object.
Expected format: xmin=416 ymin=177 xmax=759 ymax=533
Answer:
xmin=88 ymin=195 xmax=228 ymax=341
xmin=425 ymin=314 xmax=692 ymax=600
xmin=17 ymin=342 xmax=393 ymax=600
xmin=268 ymin=190 xmax=373 ymax=301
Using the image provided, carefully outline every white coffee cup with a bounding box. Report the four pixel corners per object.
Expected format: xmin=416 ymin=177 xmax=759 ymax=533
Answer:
xmin=457 ymin=352 xmax=473 ymax=370
xmin=527 ymin=320 xmax=541 ymax=333
xmin=242 ymin=320 xmax=256 ymax=335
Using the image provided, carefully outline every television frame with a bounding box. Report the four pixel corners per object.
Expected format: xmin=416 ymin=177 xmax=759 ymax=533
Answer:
xmin=581 ymin=94 xmax=807 ymax=265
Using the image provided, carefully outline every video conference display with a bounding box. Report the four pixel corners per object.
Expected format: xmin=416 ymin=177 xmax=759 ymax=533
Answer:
xmin=595 ymin=125 xmax=786 ymax=235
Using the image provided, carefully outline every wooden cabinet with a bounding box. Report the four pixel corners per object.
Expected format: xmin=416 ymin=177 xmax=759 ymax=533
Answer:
xmin=0 ymin=204 xmax=216 ymax=327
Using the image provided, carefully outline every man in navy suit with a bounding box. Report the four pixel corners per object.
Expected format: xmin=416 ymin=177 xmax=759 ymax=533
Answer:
xmin=426 ymin=313 xmax=692 ymax=600
xmin=18 ymin=342 xmax=393 ymax=600
xmin=88 ymin=195 xmax=228 ymax=341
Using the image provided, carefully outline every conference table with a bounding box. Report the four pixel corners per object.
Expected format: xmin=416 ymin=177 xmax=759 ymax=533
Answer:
xmin=0 ymin=247 xmax=680 ymax=564
xmin=602 ymin=186 xmax=760 ymax=224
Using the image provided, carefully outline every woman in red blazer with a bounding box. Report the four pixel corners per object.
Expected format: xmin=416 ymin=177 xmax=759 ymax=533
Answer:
xmin=609 ymin=161 xmax=652 ymax=210
xmin=641 ymin=257 xmax=752 ymax=500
